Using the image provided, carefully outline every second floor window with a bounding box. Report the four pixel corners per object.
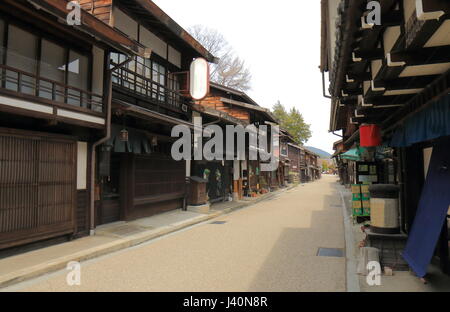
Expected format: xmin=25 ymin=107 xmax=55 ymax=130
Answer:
xmin=0 ymin=20 xmax=94 ymax=110
xmin=281 ymin=144 xmax=288 ymax=156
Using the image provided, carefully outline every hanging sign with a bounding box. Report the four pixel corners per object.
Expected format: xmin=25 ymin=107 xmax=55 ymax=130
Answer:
xmin=190 ymin=58 xmax=210 ymax=100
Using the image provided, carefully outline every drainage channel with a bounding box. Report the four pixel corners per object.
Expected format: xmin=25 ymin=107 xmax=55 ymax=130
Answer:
xmin=317 ymin=248 xmax=344 ymax=258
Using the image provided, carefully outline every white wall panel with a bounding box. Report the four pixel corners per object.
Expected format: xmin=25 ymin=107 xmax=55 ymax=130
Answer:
xmin=139 ymin=25 xmax=167 ymax=59
xmin=113 ymin=7 xmax=138 ymax=40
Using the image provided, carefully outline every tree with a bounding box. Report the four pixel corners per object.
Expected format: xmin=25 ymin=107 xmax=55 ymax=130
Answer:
xmin=188 ymin=25 xmax=252 ymax=92
xmin=322 ymin=160 xmax=329 ymax=172
xmin=272 ymin=101 xmax=312 ymax=145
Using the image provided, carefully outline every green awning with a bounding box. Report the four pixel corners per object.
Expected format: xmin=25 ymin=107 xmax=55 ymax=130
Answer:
xmin=341 ymin=146 xmax=367 ymax=161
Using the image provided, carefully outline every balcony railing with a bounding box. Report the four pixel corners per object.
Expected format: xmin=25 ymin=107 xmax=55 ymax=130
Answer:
xmin=111 ymin=65 xmax=187 ymax=111
xmin=0 ymin=64 xmax=104 ymax=113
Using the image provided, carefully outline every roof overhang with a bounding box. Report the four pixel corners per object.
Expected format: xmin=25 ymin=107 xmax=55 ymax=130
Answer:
xmin=209 ymin=83 xmax=279 ymax=123
xmin=326 ymin=0 xmax=450 ymax=138
xmin=190 ymin=103 xmax=247 ymax=126
xmin=113 ymin=99 xmax=194 ymax=129
xmin=123 ymin=0 xmax=218 ymax=63
xmin=26 ymin=0 xmax=142 ymax=55
xmin=210 ymin=83 xmax=258 ymax=105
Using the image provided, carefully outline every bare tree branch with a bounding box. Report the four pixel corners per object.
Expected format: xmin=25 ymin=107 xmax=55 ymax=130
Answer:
xmin=188 ymin=25 xmax=252 ymax=92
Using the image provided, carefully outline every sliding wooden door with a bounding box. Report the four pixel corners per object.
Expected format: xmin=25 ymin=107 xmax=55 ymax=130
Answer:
xmin=0 ymin=128 xmax=76 ymax=249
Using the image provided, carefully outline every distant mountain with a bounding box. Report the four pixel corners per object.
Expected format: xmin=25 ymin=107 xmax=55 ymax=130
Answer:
xmin=304 ymin=146 xmax=332 ymax=159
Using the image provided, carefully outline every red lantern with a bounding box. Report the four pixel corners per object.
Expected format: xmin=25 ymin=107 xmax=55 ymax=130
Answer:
xmin=360 ymin=124 xmax=382 ymax=147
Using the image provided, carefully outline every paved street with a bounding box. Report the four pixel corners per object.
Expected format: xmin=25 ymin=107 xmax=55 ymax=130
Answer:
xmin=7 ymin=175 xmax=346 ymax=292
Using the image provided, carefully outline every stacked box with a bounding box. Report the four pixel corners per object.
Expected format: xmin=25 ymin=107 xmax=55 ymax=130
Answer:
xmin=351 ymin=184 xmax=362 ymax=194
xmin=362 ymin=200 xmax=371 ymax=216
xmin=360 ymin=184 xmax=371 ymax=216
xmin=351 ymin=184 xmax=363 ymax=216
xmin=351 ymin=184 xmax=372 ymax=217
xmin=361 ymin=184 xmax=370 ymax=193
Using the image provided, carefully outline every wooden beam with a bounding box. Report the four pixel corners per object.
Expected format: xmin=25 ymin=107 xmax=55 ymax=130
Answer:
xmin=383 ymin=68 xmax=450 ymax=131
xmin=390 ymin=46 xmax=450 ymax=66
xmin=380 ymin=76 xmax=438 ymax=90
xmin=364 ymin=94 xmax=416 ymax=106
xmin=353 ymin=48 xmax=384 ymax=61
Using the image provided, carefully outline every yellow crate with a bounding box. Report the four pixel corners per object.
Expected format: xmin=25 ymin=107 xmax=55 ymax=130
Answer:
xmin=352 ymin=200 xmax=362 ymax=209
xmin=351 ymin=184 xmax=361 ymax=194
xmin=361 ymin=185 xmax=370 ymax=193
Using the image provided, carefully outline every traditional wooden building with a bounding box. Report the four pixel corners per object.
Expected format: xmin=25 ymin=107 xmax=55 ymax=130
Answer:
xmin=280 ymin=134 xmax=323 ymax=184
xmin=0 ymin=0 xmax=141 ymax=250
xmin=78 ymin=0 xmax=216 ymax=225
xmin=305 ymin=149 xmax=321 ymax=182
xmin=286 ymin=143 xmax=303 ymax=184
xmin=194 ymin=83 xmax=280 ymax=199
xmin=279 ymin=129 xmax=296 ymax=185
xmin=189 ymin=105 xmax=243 ymax=203
xmin=321 ymin=0 xmax=450 ymax=277
xmin=332 ymin=139 xmax=352 ymax=185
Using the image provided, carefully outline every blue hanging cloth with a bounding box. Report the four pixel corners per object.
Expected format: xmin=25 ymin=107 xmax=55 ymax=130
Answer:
xmin=390 ymin=95 xmax=450 ymax=147
xmin=402 ymin=138 xmax=450 ymax=277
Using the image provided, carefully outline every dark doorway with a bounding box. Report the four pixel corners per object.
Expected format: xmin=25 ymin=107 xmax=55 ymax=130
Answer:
xmin=195 ymin=161 xmax=231 ymax=203
xmin=98 ymin=153 xmax=121 ymax=225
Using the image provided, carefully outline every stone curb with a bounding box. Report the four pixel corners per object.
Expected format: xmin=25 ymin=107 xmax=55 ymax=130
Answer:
xmin=0 ymin=185 xmax=298 ymax=289
xmin=338 ymin=185 xmax=361 ymax=293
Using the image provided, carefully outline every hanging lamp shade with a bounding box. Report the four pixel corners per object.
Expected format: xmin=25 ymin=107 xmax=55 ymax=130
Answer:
xmin=360 ymin=124 xmax=382 ymax=147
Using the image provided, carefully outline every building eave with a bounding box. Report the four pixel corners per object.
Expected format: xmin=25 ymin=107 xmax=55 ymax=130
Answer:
xmin=27 ymin=0 xmax=143 ymax=55
xmin=132 ymin=0 xmax=218 ymax=63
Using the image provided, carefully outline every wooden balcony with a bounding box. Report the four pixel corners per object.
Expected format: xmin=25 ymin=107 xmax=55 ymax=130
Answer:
xmin=111 ymin=66 xmax=189 ymax=113
xmin=0 ymin=64 xmax=106 ymax=128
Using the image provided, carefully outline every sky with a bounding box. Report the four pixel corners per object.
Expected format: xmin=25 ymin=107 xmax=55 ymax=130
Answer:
xmin=153 ymin=0 xmax=337 ymax=154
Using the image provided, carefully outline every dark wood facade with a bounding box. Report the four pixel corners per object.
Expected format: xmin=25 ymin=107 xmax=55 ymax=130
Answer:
xmin=92 ymin=0 xmax=215 ymax=224
xmin=194 ymin=83 xmax=281 ymax=197
xmin=0 ymin=128 xmax=76 ymax=249
xmin=0 ymin=0 xmax=137 ymax=250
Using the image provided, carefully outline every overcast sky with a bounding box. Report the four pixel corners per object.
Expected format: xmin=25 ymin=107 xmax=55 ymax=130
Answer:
xmin=154 ymin=0 xmax=337 ymax=154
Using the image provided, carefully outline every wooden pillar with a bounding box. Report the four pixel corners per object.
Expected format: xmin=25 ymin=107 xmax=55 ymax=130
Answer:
xmin=233 ymin=160 xmax=241 ymax=201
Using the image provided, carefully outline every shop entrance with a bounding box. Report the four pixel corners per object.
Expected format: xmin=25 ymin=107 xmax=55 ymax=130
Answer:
xmin=195 ymin=161 xmax=232 ymax=203
xmin=98 ymin=153 xmax=122 ymax=225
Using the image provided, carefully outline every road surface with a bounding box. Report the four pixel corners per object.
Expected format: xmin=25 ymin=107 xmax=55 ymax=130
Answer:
xmin=9 ymin=175 xmax=346 ymax=292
